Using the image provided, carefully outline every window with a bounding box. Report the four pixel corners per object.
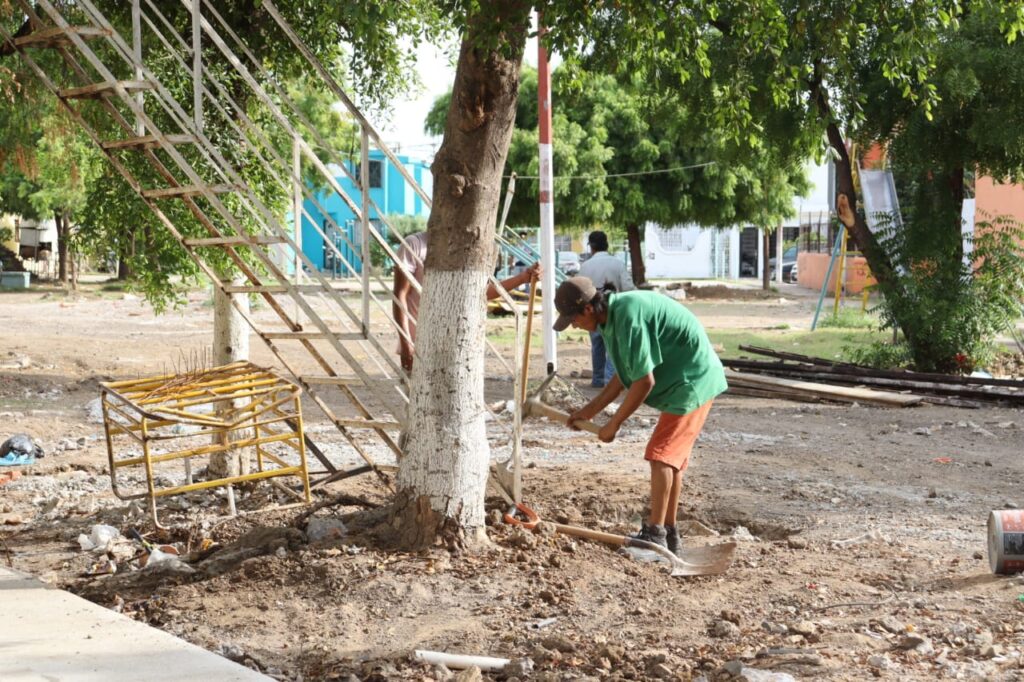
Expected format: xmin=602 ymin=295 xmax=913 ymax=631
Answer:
xmin=655 ymin=225 xmax=701 ymax=252
xmin=354 ymin=159 xmax=383 ymax=189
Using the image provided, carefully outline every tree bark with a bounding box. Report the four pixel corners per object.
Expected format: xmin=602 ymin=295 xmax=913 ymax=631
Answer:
xmin=392 ymin=1 xmax=532 ymax=551
xmin=118 ymin=228 xmax=136 ymax=280
xmin=55 ymin=211 xmax=69 ymax=287
xmin=762 ymin=228 xmax=771 ymax=290
xmin=626 ymin=222 xmax=646 ymax=285
xmin=208 ymin=273 xmax=251 ymax=479
xmin=808 ymin=73 xmax=911 ymax=340
xmin=0 ymin=18 xmax=32 ymax=59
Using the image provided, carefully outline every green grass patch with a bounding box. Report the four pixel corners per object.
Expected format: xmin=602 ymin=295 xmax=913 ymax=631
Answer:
xmin=485 ymin=326 xmax=590 ymax=346
xmin=709 ymin=327 xmax=889 ymax=361
xmin=818 ymin=307 xmax=877 ymax=329
xmin=100 ymin=281 xmax=128 ymax=292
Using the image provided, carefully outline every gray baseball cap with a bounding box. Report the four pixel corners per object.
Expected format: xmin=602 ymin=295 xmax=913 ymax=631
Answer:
xmin=553 ymin=276 xmax=597 ymax=332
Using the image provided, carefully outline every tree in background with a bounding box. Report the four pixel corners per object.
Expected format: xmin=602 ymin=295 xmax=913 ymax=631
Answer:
xmin=426 ymin=67 xmax=614 ymax=232
xmin=0 ymin=96 xmax=102 ymax=285
xmin=426 ymin=66 xmax=808 ymax=285
xmin=602 ymin=1 xmax=1024 ymax=353
xmin=853 ymin=7 xmax=1024 ymax=371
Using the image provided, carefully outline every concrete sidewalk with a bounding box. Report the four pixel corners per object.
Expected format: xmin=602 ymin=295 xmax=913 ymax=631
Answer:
xmin=0 ymin=567 xmax=271 ymax=681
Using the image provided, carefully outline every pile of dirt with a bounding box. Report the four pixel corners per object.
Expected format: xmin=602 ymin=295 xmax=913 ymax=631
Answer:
xmin=680 ymin=284 xmax=780 ymax=301
xmin=990 ymin=351 xmax=1024 ymax=379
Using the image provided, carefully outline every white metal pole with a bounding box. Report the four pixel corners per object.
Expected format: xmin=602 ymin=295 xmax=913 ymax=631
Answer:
xmin=537 ymin=14 xmax=557 ymax=374
xmin=292 ymin=134 xmax=302 ymax=322
xmin=360 ymin=126 xmax=371 ymax=333
xmin=131 ymin=0 xmax=143 ymax=136
xmin=192 ymin=0 xmax=203 ymax=132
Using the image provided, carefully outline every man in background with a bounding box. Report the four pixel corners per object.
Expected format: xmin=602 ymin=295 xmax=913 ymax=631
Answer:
xmin=578 ymin=230 xmax=634 ymax=387
xmin=393 ymin=232 xmax=540 ymax=373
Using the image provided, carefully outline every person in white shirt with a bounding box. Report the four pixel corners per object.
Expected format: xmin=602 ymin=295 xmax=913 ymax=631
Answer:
xmin=578 ymin=230 xmax=635 ymax=387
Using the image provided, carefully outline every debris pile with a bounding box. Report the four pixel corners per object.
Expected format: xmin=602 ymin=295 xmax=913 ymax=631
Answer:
xmin=724 ymin=346 xmax=1024 ymax=408
xmin=0 ymin=433 xmax=44 ymax=466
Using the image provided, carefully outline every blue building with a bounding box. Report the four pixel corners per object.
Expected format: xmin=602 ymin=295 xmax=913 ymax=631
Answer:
xmin=298 ymin=151 xmax=432 ymax=275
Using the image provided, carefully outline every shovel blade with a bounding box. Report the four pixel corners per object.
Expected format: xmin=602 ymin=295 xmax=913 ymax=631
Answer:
xmin=669 ymin=541 xmax=737 ymax=576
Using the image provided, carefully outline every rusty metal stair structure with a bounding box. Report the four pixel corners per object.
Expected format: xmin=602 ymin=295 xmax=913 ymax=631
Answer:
xmin=2 ymin=0 xmax=528 ymax=493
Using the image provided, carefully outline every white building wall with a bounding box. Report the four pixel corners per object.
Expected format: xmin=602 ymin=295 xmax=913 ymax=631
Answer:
xmin=644 ymin=222 xmax=740 ymax=279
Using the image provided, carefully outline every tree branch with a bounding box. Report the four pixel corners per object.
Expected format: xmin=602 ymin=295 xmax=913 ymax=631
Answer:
xmin=807 ymin=66 xmax=911 ymax=341
xmin=0 ymin=18 xmax=32 ymax=59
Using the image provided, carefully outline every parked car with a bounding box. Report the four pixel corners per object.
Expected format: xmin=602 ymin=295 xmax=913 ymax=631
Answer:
xmin=740 ymin=254 xmax=757 ymax=277
xmin=557 ymin=251 xmax=581 ymax=276
xmin=769 ymin=245 xmax=799 ymax=283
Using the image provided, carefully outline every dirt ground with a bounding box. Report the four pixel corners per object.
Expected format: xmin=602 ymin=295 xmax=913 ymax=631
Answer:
xmin=2 ymin=284 xmax=1024 ymax=681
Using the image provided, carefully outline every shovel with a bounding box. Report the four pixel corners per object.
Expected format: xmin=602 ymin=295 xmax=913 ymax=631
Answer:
xmin=518 ymin=375 xmax=737 ymax=576
xmin=505 ymin=503 xmax=735 ymax=577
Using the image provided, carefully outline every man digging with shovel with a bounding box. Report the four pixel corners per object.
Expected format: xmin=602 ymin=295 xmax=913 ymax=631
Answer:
xmin=553 ymin=276 xmax=727 ymax=556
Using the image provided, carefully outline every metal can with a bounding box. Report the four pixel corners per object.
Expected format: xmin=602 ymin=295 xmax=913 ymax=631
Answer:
xmin=988 ymin=510 xmax=1024 ymax=574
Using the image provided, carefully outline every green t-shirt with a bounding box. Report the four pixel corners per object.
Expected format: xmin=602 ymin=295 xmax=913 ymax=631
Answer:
xmin=600 ymin=290 xmax=727 ymax=415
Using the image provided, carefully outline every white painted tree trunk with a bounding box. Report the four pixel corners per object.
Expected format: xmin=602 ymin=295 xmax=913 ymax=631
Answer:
xmin=397 ymin=270 xmax=491 ymax=534
xmin=213 ymin=275 xmax=250 ymax=365
xmin=391 ymin=0 xmax=531 ymax=549
xmin=209 ymin=275 xmax=250 ymax=481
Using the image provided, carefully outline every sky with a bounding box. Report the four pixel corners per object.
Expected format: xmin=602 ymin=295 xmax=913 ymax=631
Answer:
xmin=366 ymin=33 xmax=556 ymax=162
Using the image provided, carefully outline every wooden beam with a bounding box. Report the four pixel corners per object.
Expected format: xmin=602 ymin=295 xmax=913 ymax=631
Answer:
xmin=102 ymin=134 xmax=196 ymax=150
xmin=141 ymin=184 xmax=235 ymax=199
xmin=184 ymin=235 xmax=286 ymax=247
xmin=13 ymin=26 xmax=111 ymax=48
xmin=59 ymin=80 xmax=152 ymax=99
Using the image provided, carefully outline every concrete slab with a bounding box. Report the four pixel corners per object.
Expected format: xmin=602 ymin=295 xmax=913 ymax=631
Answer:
xmin=0 ymin=567 xmax=271 ymax=681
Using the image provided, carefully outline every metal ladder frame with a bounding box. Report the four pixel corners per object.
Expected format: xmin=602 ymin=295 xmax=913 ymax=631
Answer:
xmin=3 ymin=0 xmax=530 ymax=498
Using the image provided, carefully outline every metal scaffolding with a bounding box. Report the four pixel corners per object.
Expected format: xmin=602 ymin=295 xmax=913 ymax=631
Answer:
xmin=3 ymin=0 xmax=529 ymax=499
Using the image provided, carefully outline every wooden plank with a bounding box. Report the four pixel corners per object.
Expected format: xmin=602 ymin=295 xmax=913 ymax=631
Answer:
xmin=737 ymin=345 xmax=1024 ymax=389
xmin=299 ymin=375 xmax=365 ymax=386
xmin=725 ymin=386 xmax=821 ymax=403
xmin=141 ymin=184 xmax=235 ymax=199
xmin=724 ymin=361 xmax=1023 ymax=403
xmin=13 ymin=26 xmax=110 ymax=48
xmin=262 ymin=331 xmax=364 ymax=341
xmin=725 ymin=370 xmax=923 ymax=407
xmin=184 ymin=235 xmax=286 ymax=247
xmin=59 ymin=80 xmax=152 ymax=99
xmin=333 ymin=418 xmax=402 ymax=431
xmin=223 ymin=284 xmax=326 ymax=294
xmin=102 ymin=134 xmax=196 ymax=150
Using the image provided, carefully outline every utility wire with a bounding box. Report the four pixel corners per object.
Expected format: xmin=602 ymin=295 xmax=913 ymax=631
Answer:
xmin=506 ymin=160 xmax=716 ymax=181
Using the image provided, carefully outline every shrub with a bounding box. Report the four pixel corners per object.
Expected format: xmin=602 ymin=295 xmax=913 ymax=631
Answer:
xmin=870 ymin=212 xmax=1024 ymax=373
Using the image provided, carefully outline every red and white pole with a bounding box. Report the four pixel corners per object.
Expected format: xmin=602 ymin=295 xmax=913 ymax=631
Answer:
xmin=537 ymin=14 xmax=557 ymax=374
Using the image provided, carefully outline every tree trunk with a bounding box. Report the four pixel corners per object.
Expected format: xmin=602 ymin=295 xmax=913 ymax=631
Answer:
xmin=117 ymin=258 xmax=131 ymax=280
xmin=825 ymin=122 xmax=912 ymax=341
xmin=391 ymin=1 xmax=532 ymax=551
xmin=117 ymin=228 xmax=136 ymax=280
xmin=626 ymin=222 xmax=646 ymax=285
xmin=208 ymin=273 xmax=251 ymax=479
xmin=808 ymin=75 xmax=902 ymax=293
xmin=55 ymin=211 xmax=69 ymax=286
xmin=762 ymin=228 xmax=771 ymax=290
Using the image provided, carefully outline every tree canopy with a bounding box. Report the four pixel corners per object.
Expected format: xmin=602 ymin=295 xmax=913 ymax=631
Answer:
xmin=425 ymin=66 xmax=809 ymax=238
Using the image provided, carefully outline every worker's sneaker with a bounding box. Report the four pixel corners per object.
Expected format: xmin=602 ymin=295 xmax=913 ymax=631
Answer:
xmin=664 ymin=525 xmax=682 ymax=556
xmin=631 ymin=522 xmax=668 ymax=548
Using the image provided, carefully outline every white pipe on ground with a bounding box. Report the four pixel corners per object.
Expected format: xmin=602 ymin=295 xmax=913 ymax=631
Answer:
xmin=413 ymin=650 xmax=510 ymax=672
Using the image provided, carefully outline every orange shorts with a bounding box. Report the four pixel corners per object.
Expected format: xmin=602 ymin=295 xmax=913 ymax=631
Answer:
xmin=644 ymin=400 xmax=714 ymax=472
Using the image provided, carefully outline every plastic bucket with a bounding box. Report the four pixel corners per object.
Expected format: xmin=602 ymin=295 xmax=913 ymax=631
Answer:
xmin=988 ymin=510 xmax=1024 ymax=574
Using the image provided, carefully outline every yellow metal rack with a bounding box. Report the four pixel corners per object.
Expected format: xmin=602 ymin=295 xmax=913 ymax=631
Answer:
xmin=101 ymin=362 xmax=311 ymax=527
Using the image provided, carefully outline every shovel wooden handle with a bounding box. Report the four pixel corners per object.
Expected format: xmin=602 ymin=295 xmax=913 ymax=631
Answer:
xmin=519 ymin=272 xmax=538 ymax=405
xmin=526 ymin=399 xmax=602 ymax=436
